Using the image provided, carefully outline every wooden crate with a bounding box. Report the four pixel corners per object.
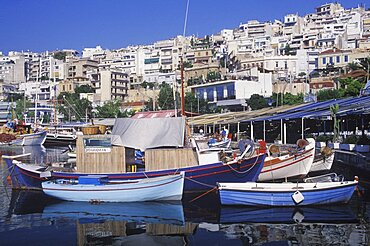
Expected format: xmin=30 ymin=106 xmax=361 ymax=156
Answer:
xmin=76 ymin=135 xmax=126 ymax=173
xmin=145 ymin=148 xmax=198 ymax=171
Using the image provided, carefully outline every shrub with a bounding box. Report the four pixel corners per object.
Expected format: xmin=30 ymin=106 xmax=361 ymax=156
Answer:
xmin=342 ymin=135 xmax=358 ymax=144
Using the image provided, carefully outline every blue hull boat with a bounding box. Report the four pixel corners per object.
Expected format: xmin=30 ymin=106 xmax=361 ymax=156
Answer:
xmin=218 ymin=179 xmax=358 ymax=206
xmin=3 ymin=153 xmax=266 ymax=192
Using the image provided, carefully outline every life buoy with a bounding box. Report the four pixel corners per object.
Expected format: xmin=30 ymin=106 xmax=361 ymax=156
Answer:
xmin=72 ymin=135 xmax=77 ymax=140
xmin=54 ymin=133 xmax=58 ymax=139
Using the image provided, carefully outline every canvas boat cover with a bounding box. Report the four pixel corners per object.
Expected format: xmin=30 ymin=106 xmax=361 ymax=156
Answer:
xmin=111 ymin=117 xmax=185 ymax=151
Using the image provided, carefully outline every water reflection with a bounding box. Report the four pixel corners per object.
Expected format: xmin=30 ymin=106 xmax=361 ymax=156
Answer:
xmin=0 ymin=150 xmax=369 ymax=245
xmin=1 ymin=189 xmax=369 ymax=245
xmin=0 ymin=145 xmax=69 ymax=165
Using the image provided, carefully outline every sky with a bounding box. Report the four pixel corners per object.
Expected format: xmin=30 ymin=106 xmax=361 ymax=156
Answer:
xmin=0 ymin=0 xmax=367 ymax=54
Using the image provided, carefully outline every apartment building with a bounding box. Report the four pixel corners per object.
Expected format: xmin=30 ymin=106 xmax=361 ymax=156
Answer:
xmin=0 ymin=57 xmax=25 ymax=85
xmin=66 ymin=58 xmax=98 ymax=79
xmin=92 ymin=69 xmax=129 ymax=103
xmin=239 ymin=20 xmax=274 ymax=39
xmin=317 ymin=48 xmax=351 ymax=69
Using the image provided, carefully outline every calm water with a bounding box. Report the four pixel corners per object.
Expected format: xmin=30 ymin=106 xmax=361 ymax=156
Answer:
xmin=0 ymin=146 xmax=369 ymax=245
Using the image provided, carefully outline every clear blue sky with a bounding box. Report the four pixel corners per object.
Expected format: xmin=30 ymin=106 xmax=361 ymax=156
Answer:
xmin=0 ymin=0 xmax=366 ymax=53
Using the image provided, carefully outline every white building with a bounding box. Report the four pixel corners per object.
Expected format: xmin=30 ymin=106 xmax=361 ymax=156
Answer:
xmin=189 ymin=72 xmax=273 ymax=109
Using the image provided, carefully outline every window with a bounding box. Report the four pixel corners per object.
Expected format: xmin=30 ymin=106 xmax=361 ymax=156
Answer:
xmin=344 ymin=55 xmax=348 ymax=62
xmin=216 ymin=85 xmax=224 ymax=100
xmin=323 ymin=57 xmax=326 ymax=65
xmin=275 ymin=62 xmax=279 ymax=68
xmin=329 ymin=57 xmax=333 ymax=64
xmin=284 ymin=61 xmax=288 ymax=69
xmin=206 ymin=87 xmax=214 ymax=101
xmin=336 ymin=56 xmax=340 ymax=63
xmin=227 ymin=84 xmax=235 ymax=99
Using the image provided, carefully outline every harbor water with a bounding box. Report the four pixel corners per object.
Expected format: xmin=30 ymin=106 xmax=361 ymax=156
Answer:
xmin=0 ymin=146 xmax=369 ymax=245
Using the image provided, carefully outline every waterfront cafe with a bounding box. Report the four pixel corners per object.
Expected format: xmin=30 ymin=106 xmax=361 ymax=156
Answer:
xmin=187 ymin=95 xmax=370 ymax=145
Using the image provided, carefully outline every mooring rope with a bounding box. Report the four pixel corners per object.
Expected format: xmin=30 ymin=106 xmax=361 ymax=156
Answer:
xmin=225 ymin=151 xmax=260 ymax=175
xmin=185 ymin=176 xmax=216 ymax=189
xmin=189 ymin=186 xmax=218 ymax=203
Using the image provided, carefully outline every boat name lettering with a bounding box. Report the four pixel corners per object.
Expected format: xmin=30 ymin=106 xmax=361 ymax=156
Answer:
xmin=85 ymin=147 xmax=112 ymax=153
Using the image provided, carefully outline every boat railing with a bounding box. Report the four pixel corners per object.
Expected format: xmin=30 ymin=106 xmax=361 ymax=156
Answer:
xmin=2 ymin=153 xmax=32 ymax=159
xmin=304 ymin=172 xmax=344 ymax=183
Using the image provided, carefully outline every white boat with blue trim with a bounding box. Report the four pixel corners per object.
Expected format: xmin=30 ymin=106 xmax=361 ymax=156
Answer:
xmin=7 ymin=131 xmax=47 ymax=146
xmin=42 ymin=172 xmax=185 ymax=202
xmin=218 ymin=174 xmax=358 ymax=206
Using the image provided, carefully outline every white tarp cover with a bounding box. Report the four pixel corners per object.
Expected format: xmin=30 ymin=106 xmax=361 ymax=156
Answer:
xmin=111 ymin=117 xmax=185 ymax=151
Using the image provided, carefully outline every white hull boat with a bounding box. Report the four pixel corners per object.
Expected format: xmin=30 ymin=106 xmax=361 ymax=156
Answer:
xmin=258 ymin=138 xmax=315 ymax=181
xmin=218 ymin=177 xmax=358 ymax=206
xmin=42 ymin=172 xmax=185 ymax=202
xmin=310 ymin=152 xmax=335 ymax=172
xmin=9 ymin=131 xmax=47 ymax=146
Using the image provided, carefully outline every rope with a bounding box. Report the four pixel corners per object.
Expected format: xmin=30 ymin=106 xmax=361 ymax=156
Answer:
xmin=225 ymin=151 xmax=260 ymax=175
xmin=185 ymin=176 xmax=216 ymax=188
xmin=189 ymin=186 xmax=218 ymax=203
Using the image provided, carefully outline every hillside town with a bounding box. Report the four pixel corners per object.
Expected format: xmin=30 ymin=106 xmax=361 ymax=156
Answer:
xmin=0 ymin=2 xmax=369 ymax=122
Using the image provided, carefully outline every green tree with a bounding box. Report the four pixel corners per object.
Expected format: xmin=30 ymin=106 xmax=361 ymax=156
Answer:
xmin=57 ymin=92 xmax=92 ymax=121
xmin=246 ymin=94 xmax=268 ymax=110
xmin=15 ymin=98 xmax=33 ymax=120
xmin=75 ymin=84 xmax=94 ymax=94
xmin=283 ymin=93 xmax=304 ymax=105
xmin=185 ymin=92 xmax=209 ymax=113
xmin=53 ymin=51 xmax=67 ymax=61
xmin=338 ymin=77 xmax=365 ymax=97
xmin=95 ymin=100 xmax=123 ymax=118
xmin=317 ymin=89 xmax=343 ymax=101
xmin=157 ymin=83 xmax=177 ymax=110
xmin=346 ymin=62 xmax=361 ymax=72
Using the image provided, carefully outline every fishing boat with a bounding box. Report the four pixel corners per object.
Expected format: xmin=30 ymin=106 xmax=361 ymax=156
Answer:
xmin=0 ymin=131 xmax=47 ymax=146
xmin=3 ymin=117 xmax=266 ymax=192
xmin=310 ymin=146 xmax=335 ymax=173
xmin=42 ymin=173 xmax=185 ymax=202
xmin=44 ymin=124 xmax=84 ymax=146
xmin=258 ymin=138 xmax=315 ymax=181
xmin=218 ymin=175 xmax=358 ymax=206
xmin=4 ymin=151 xmax=265 ymax=192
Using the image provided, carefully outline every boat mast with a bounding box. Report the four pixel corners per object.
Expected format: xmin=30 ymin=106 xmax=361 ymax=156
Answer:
xmin=181 ymin=0 xmax=190 ymax=116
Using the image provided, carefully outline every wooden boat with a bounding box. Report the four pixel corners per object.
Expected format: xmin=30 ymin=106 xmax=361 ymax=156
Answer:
xmin=42 ymin=173 xmax=185 ymax=202
xmin=1 ymin=131 xmax=47 ymax=146
xmin=258 ymin=138 xmax=315 ymax=181
xmin=3 ymin=152 xmax=266 ymax=192
xmin=310 ymin=147 xmax=335 ymax=173
xmin=45 ymin=126 xmax=81 ymax=146
xmin=218 ymin=176 xmax=358 ymax=206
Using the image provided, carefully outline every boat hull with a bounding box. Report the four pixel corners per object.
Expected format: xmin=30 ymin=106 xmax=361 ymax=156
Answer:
xmin=258 ymin=140 xmax=315 ymax=181
xmin=310 ymin=153 xmax=335 ymax=172
xmin=9 ymin=131 xmax=47 ymax=146
xmin=42 ymin=173 xmax=185 ymax=202
xmin=44 ymin=133 xmax=77 ymax=146
xmin=4 ymin=154 xmax=266 ymax=192
xmin=218 ymin=181 xmax=358 ymax=206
